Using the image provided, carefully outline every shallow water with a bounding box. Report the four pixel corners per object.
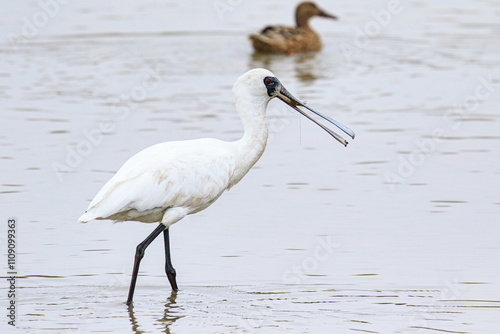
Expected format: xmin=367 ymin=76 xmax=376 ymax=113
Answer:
xmin=1 ymin=0 xmax=500 ymax=333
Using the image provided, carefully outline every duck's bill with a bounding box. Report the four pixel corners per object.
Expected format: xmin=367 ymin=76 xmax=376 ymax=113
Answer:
xmin=319 ymin=10 xmax=338 ymax=20
xmin=276 ymin=85 xmax=355 ymax=147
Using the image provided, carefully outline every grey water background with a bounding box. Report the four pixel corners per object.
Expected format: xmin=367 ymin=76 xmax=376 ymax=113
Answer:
xmin=1 ymin=0 xmax=500 ymax=333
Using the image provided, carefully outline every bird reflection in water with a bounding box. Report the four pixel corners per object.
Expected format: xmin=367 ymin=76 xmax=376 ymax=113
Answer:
xmin=249 ymin=52 xmax=320 ymax=83
xmin=128 ymin=290 xmax=183 ymax=334
xmin=157 ymin=291 xmax=183 ymax=333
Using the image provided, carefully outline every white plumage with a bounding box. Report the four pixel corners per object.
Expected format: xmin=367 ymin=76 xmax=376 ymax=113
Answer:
xmin=79 ymin=69 xmax=278 ymax=227
xmin=79 ymin=139 xmax=238 ymax=225
xmin=78 ymin=68 xmax=354 ymax=304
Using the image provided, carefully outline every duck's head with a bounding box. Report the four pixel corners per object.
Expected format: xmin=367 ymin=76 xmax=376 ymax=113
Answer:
xmin=233 ymin=68 xmax=354 ymax=146
xmin=296 ymin=2 xmax=337 ymax=28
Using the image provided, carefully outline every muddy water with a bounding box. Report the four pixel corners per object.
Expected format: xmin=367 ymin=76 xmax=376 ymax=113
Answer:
xmin=1 ymin=0 xmax=500 ymax=333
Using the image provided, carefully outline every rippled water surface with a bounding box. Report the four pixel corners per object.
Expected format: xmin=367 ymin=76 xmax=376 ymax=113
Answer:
xmin=1 ymin=0 xmax=500 ymax=333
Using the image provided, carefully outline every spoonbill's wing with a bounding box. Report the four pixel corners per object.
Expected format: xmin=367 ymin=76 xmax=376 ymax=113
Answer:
xmin=79 ymin=139 xmax=236 ymax=223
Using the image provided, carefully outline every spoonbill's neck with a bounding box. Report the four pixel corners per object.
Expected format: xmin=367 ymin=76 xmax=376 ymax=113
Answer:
xmin=229 ymin=92 xmax=270 ymax=187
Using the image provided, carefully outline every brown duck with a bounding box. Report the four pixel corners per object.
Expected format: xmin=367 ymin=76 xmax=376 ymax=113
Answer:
xmin=249 ymin=2 xmax=337 ymax=54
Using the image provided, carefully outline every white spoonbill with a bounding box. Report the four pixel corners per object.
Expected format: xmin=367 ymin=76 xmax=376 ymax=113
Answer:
xmin=79 ymin=68 xmax=354 ymax=305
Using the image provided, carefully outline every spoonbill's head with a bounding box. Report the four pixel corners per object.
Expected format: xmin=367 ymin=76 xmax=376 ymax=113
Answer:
xmin=234 ymin=68 xmax=354 ymax=146
xmin=296 ymin=2 xmax=338 ymax=27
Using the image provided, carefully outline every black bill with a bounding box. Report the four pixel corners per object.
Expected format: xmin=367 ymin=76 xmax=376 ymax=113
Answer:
xmin=276 ymin=84 xmax=355 ymax=147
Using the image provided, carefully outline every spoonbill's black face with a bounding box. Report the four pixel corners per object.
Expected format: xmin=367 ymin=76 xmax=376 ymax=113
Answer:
xmin=264 ymin=76 xmax=280 ymax=97
xmin=263 ymin=76 xmax=355 ymax=146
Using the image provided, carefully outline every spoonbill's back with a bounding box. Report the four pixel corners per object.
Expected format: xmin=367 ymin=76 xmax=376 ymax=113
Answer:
xmin=79 ymin=68 xmax=354 ymax=305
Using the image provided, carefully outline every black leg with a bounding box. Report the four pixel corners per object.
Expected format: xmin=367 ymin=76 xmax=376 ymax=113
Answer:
xmin=164 ymin=228 xmax=179 ymax=291
xmin=126 ymin=223 xmax=166 ymax=306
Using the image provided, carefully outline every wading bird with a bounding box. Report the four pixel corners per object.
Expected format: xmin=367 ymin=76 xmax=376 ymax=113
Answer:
xmin=79 ymin=68 xmax=354 ymax=305
xmin=249 ymin=2 xmax=337 ymax=54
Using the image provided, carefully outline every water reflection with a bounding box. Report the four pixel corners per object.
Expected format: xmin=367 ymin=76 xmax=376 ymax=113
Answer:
xmin=248 ymin=52 xmax=282 ymax=71
xmin=293 ymin=52 xmax=320 ymax=82
xmin=157 ymin=290 xmax=184 ymax=333
xmin=127 ymin=304 xmax=144 ymax=334
xmin=248 ymin=52 xmax=320 ymax=83
xmin=127 ymin=290 xmax=183 ymax=334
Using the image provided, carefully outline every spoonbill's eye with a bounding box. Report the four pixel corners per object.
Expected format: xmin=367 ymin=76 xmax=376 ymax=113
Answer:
xmin=264 ymin=77 xmax=277 ymax=87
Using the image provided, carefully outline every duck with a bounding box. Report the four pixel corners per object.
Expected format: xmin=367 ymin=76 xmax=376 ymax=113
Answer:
xmin=249 ymin=2 xmax=337 ymax=54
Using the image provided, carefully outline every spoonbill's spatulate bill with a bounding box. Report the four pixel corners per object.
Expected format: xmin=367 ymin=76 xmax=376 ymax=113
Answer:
xmin=78 ymin=68 xmax=354 ymax=305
